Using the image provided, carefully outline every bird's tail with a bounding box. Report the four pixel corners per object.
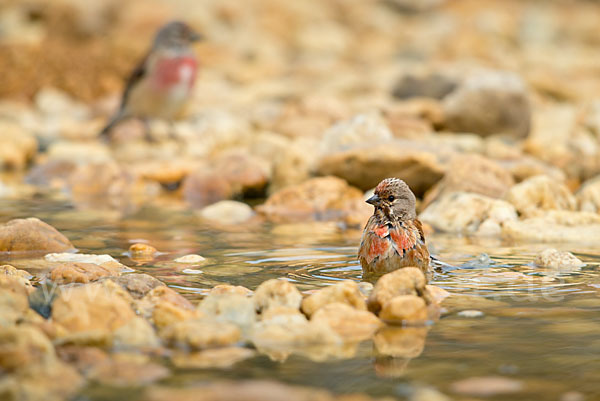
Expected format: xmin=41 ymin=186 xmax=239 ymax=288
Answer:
xmin=98 ymin=111 xmax=125 ymax=140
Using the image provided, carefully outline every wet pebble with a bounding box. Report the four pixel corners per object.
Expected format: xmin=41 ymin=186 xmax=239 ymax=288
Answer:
xmin=450 ymin=376 xmax=523 ymax=396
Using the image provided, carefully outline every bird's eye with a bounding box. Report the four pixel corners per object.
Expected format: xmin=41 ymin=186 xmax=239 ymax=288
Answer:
xmin=388 ymin=195 xmax=395 ymax=202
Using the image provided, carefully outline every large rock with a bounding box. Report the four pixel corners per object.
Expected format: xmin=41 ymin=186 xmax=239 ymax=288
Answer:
xmin=67 ymin=161 xmax=159 ymax=211
xmin=316 ymin=141 xmax=446 ymax=196
xmin=310 ymin=303 xmax=382 ymax=342
xmin=443 ymin=70 xmax=531 ymax=138
xmin=392 ymin=73 xmax=457 ymax=100
xmin=0 ymin=121 xmax=37 ymax=170
xmin=0 ymin=275 xmax=31 ymax=326
xmin=256 ymin=176 xmax=371 ymax=224
xmin=0 ymin=326 xmax=83 ymax=401
xmin=113 ymin=273 xmax=166 ymax=299
xmin=0 ymin=218 xmax=74 ymax=254
xmin=212 ymin=151 xmax=270 ymax=197
xmin=420 ymin=192 xmax=518 ymax=236
xmin=368 ymin=268 xmax=431 ymax=314
xmin=576 ymin=175 xmax=600 ymax=213
xmin=301 ymin=280 xmax=366 ymax=318
xmin=198 ymin=200 xmax=255 ymax=225
xmin=422 ymin=154 xmax=514 ymax=208
xmin=253 ymin=279 xmax=302 ymax=314
xmin=50 ymin=262 xmax=122 ymax=284
xmin=181 ymin=169 xmax=234 ymax=209
xmin=319 ymin=113 xmax=392 ymax=153
xmin=159 ymin=319 xmax=241 ymax=350
xmin=502 ymin=210 xmax=600 ymax=243
xmin=379 ymin=295 xmax=428 ymax=323
xmin=534 ymin=249 xmax=584 ymax=270
xmin=51 ymin=280 xmax=136 ymax=345
xmin=505 ymin=175 xmax=576 ymax=217
xmin=136 ymin=286 xmax=198 ymax=329
xmin=198 ymin=293 xmax=256 ymax=334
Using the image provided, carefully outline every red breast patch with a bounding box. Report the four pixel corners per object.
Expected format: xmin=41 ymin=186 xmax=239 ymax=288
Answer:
xmin=154 ymin=56 xmax=198 ymax=90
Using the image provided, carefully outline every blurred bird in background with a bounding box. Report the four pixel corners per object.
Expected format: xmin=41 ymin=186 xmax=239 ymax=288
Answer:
xmin=99 ymin=21 xmax=202 ymax=141
xmin=358 ymin=178 xmax=431 ymax=278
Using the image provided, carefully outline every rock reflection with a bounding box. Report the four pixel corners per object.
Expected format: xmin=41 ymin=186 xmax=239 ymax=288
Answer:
xmin=373 ymin=326 xmax=429 ymax=378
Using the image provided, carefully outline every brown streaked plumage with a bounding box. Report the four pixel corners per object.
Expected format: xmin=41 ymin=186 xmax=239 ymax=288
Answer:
xmin=358 ymin=178 xmax=430 ymax=278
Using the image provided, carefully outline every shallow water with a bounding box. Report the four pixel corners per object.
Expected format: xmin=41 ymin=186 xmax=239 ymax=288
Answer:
xmin=2 ymin=196 xmax=600 ymax=400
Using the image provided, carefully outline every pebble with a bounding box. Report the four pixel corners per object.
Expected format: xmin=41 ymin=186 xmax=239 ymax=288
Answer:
xmin=174 ymin=254 xmax=206 ymax=264
xmin=457 ymin=310 xmax=485 ymax=318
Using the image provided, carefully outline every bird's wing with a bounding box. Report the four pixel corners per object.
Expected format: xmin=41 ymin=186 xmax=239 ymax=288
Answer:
xmin=119 ymin=53 xmax=149 ymax=113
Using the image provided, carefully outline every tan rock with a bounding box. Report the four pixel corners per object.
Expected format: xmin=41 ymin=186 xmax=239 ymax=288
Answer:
xmin=0 ymin=121 xmax=37 ymax=170
xmin=502 ymin=210 xmax=600 ymax=243
xmin=181 ymin=169 xmax=234 ymax=209
xmin=50 ymin=262 xmax=121 ymax=284
xmin=0 ymin=325 xmax=55 ymax=372
xmin=209 ymin=284 xmax=253 ymax=297
xmin=113 ymin=273 xmax=165 ymax=299
xmin=128 ymin=243 xmax=158 ymax=259
xmin=253 ymin=279 xmax=302 ymax=314
xmin=152 ymin=301 xmax=200 ymax=330
xmin=534 ymin=249 xmax=585 ymax=270
xmin=51 ymin=280 xmax=136 ymax=344
xmin=270 ymin=137 xmax=319 ymax=193
xmin=368 ymin=268 xmax=431 ymax=314
xmin=251 ymin=319 xmax=341 ymax=350
xmin=68 ymin=161 xmax=157 ymax=211
xmin=0 ymin=275 xmax=33 ymax=326
xmin=198 ymin=293 xmax=256 ymax=333
xmin=174 ymin=254 xmax=206 ymax=264
xmin=319 ymin=113 xmax=392 ymax=153
xmin=137 ymin=286 xmax=198 ymax=329
xmin=213 ymin=151 xmax=270 ymax=196
xmin=379 ymin=295 xmax=428 ymax=323
xmin=443 ymin=70 xmax=531 ymax=138
xmin=0 ymin=356 xmax=84 ymax=401
xmin=112 ymin=316 xmax=160 ymax=349
xmin=576 ymin=175 xmax=600 ymax=213
xmin=311 ymin=303 xmax=383 ymax=342
xmin=160 ymin=319 xmax=241 ymax=349
xmin=260 ymin=307 xmax=308 ymax=325
xmin=426 ymin=285 xmax=451 ymax=304
xmin=316 ymin=141 xmax=445 ymax=196
xmin=171 ymin=347 xmax=256 ymax=369
xmin=0 ymin=265 xmax=33 ymax=292
xmin=256 ymin=176 xmax=370 ymax=224
xmin=199 ymin=200 xmax=255 ymax=225
xmin=0 ymin=217 xmax=74 ymax=254
xmin=505 ymin=175 xmax=576 ymax=217
xmin=419 ymin=192 xmax=517 ymax=236
xmin=301 ymin=280 xmax=366 ymax=317
xmin=423 ymin=154 xmax=514 ymax=208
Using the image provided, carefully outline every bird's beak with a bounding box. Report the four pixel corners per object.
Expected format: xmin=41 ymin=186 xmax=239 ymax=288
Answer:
xmin=366 ymin=194 xmax=380 ymax=205
xmin=189 ymin=32 xmax=203 ymax=42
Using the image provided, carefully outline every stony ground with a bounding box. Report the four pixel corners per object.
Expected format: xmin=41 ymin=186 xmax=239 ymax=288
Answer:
xmin=1 ymin=0 xmax=600 ymax=400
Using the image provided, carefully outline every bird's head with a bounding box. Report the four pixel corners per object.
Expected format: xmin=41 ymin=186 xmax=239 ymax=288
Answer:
xmin=366 ymin=178 xmax=417 ymax=221
xmin=153 ymin=21 xmax=202 ymax=49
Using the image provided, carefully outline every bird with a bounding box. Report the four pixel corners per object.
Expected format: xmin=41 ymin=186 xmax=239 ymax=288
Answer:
xmin=358 ymin=177 xmax=431 ymax=278
xmin=99 ymin=21 xmax=202 ymax=141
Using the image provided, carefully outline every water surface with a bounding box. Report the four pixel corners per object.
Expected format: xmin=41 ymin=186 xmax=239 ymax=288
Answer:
xmin=2 ymin=196 xmax=599 ymax=400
